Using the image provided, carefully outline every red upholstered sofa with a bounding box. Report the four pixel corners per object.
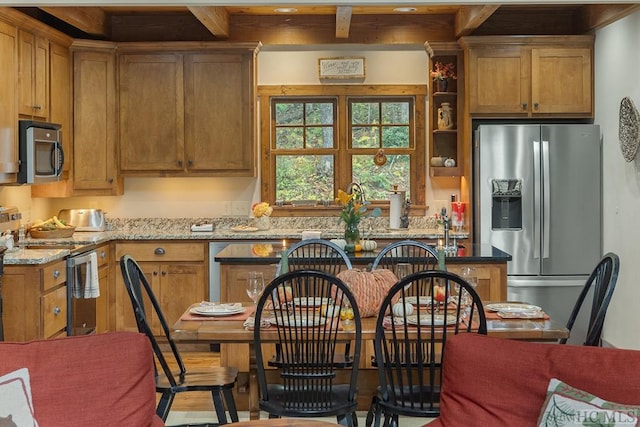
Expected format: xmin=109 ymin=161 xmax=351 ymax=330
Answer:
xmin=0 ymin=332 xmax=164 ymax=427
xmin=429 ymin=334 xmax=640 ymax=426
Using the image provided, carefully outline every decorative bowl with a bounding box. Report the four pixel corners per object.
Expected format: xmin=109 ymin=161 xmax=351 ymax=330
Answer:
xmin=29 ymin=226 xmax=76 ymax=239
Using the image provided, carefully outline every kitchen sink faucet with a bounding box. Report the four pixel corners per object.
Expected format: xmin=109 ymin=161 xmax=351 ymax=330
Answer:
xmin=346 ymin=182 xmax=366 ymax=204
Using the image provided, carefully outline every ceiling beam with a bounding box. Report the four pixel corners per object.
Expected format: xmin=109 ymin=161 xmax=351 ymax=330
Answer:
xmin=454 ymin=5 xmax=500 ymax=38
xmin=336 ymin=5 xmax=352 ymax=39
xmin=40 ymin=7 xmax=108 ymax=37
xmin=578 ymin=4 xmax=640 ymax=32
xmin=188 ymin=6 xmax=230 ymax=38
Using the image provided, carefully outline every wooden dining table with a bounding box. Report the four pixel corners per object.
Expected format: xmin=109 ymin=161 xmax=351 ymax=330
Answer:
xmin=171 ymin=302 xmax=569 ymax=420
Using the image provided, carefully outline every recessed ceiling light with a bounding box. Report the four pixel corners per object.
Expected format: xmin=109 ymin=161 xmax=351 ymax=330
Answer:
xmin=274 ymin=7 xmax=298 ymax=13
xmin=393 ymin=7 xmax=417 ymax=13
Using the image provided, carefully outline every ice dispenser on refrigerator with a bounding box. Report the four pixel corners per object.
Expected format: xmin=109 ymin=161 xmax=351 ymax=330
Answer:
xmin=491 ymin=179 xmax=522 ymax=230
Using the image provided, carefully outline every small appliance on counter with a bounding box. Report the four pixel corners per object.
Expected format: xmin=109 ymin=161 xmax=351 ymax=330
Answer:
xmin=0 ymin=207 xmax=22 ymax=245
xmin=57 ymin=209 xmax=106 ymax=232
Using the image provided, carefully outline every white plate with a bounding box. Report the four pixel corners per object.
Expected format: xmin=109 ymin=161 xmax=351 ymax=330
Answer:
xmin=293 ymin=297 xmax=330 ymax=307
xmin=271 ymin=316 xmax=327 ymax=327
xmin=406 ymin=314 xmax=457 ymax=326
xmin=231 ymin=225 xmax=258 ymax=232
xmin=190 ymin=306 xmax=246 ymax=317
xmin=485 ymin=303 xmax=542 ymax=313
xmin=402 ymin=296 xmax=432 ymax=305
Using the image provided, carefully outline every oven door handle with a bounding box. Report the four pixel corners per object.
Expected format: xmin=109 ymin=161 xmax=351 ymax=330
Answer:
xmin=67 ymin=251 xmax=94 ymax=267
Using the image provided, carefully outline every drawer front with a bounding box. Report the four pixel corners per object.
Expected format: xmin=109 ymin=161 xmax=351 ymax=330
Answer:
xmin=43 ymin=260 xmax=67 ymax=291
xmin=96 ymin=243 xmax=110 ymax=267
xmin=116 ymin=242 xmax=205 ymax=262
xmin=43 ymin=286 xmax=67 ymax=338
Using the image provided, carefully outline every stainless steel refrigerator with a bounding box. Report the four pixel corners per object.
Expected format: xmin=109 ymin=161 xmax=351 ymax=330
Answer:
xmin=474 ymin=124 xmax=602 ymax=344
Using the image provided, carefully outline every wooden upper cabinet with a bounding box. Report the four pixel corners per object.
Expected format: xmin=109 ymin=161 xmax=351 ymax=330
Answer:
xmin=184 ymin=53 xmax=255 ymax=175
xmin=117 ymin=43 xmax=259 ymax=177
xmin=49 ymin=42 xmax=71 ymax=175
xmin=73 ymin=44 xmax=122 ymax=195
xmin=0 ymin=19 xmax=19 ymax=184
xmin=461 ymin=36 xmax=593 ymax=118
xmin=18 ymin=30 xmax=49 ymax=119
xmin=119 ymin=53 xmax=185 ymax=172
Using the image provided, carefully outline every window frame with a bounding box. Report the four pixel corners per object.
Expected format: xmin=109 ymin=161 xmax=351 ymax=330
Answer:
xmin=258 ymin=85 xmax=427 ymax=216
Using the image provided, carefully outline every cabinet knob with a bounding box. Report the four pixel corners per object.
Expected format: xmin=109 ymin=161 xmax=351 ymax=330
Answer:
xmin=34 ymin=104 xmax=42 ymax=110
xmin=100 ymin=251 xmax=106 ymax=259
xmin=108 ymin=177 xmax=114 ymax=184
xmin=53 ymin=270 xmax=60 ymax=278
xmin=178 ymin=160 xmax=183 ymax=167
xmin=161 ymin=271 xmax=167 ymax=276
xmin=188 ymin=159 xmax=193 ymax=166
xmin=522 ymin=103 xmax=528 ymax=110
xmin=153 ymin=271 xmax=158 ymax=276
xmin=154 ymin=247 xmax=166 ymax=255
xmin=534 ymin=102 xmax=539 ymax=110
xmin=53 ymin=306 xmax=61 ymax=315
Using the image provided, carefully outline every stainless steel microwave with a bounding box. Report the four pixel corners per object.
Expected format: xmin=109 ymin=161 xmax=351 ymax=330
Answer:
xmin=18 ymin=120 xmax=64 ymax=184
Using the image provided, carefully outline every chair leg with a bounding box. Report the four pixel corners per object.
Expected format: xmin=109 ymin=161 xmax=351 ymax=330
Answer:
xmin=365 ymin=396 xmax=379 ymax=427
xmin=156 ymin=392 xmax=175 ymax=421
xmin=337 ymin=413 xmax=354 ymax=427
xmin=222 ymin=388 xmax=239 ymax=422
xmin=211 ymin=390 xmax=228 ymax=424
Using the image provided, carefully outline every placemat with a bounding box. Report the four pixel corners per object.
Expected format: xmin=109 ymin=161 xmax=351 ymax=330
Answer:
xmin=180 ymin=305 xmax=255 ymax=321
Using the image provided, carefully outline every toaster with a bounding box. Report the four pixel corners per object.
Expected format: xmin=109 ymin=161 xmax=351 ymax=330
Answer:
xmin=57 ymin=209 xmax=106 ymax=232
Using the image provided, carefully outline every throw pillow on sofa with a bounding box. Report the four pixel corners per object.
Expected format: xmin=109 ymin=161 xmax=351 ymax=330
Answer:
xmin=336 ymin=268 xmax=398 ymax=317
xmin=538 ymin=378 xmax=639 ymax=427
xmin=0 ymin=368 xmax=38 ymax=426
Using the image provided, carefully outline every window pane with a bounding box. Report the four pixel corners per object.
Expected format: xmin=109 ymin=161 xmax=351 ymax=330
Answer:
xmin=306 ymin=103 xmax=334 ymax=125
xmin=306 ymin=127 xmax=334 ymax=149
xmin=352 ymin=126 xmax=380 ymax=148
xmin=382 ymin=126 xmax=409 ymax=148
xmin=352 ymin=102 xmax=379 ymax=125
xmin=352 ymin=154 xmax=410 ymax=200
xmin=276 ymin=127 xmax=303 ymax=149
xmin=275 ymin=155 xmax=334 ymax=201
xmin=382 ymin=102 xmax=409 ymax=124
xmin=275 ymin=103 xmax=303 ymax=125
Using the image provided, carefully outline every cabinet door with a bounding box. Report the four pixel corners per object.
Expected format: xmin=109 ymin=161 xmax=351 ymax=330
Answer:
xmin=0 ymin=20 xmax=18 ymax=182
xmin=467 ymin=46 xmax=530 ymax=114
xmin=115 ymin=261 xmax=160 ymax=333
xmin=49 ymin=42 xmax=71 ymax=174
xmin=18 ymin=30 xmax=49 ymax=118
xmin=531 ymin=47 xmax=592 ymax=115
xmin=74 ymin=50 xmax=119 ymax=192
xmin=184 ymin=53 xmax=255 ymax=175
xmin=158 ymin=262 xmax=206 ymax=332
xmin=95 ymin=244 xmax=111 ymax=333
xmin=119 ymin=54 xmax=184 ymax=172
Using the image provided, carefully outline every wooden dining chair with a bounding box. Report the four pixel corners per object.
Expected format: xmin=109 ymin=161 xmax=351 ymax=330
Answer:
xmin=370 ymin=239 xmax=439 ymax=275
xmin=560 ymin=252 xmax=620 ymax=346
xmin=253 ymin=270 xmax=361 ymax=426
xmin=283 ymin=239 xmax=353 ymax=276
xmin=366 ymin=270 xmax=487 ymax=427
xmin=120 ymin=254 xmax=239 ymax=425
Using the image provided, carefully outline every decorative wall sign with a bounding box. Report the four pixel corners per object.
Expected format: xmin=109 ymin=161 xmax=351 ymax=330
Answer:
xmin=318 ymin=57 xmax=365 ymax=79
xmin=619 ymin=96 xmax=640 ymax=162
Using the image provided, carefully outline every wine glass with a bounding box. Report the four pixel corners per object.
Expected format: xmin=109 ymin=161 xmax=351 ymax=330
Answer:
xmin=246 ymin=271 xmax=265 ymax=306
xmin=396 ymin=263 xmax=413 ymax=292
xmin=458 ymin=267 xmax=477 ymax=309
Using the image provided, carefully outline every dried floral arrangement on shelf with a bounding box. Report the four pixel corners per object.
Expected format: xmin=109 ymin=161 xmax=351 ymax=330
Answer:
xmin=431 ymin=61 xmax=457 ymax=81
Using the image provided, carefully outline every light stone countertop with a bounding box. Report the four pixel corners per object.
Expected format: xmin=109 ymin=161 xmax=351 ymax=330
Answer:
xmin=4 ymin=216 xmax=468 ymax=265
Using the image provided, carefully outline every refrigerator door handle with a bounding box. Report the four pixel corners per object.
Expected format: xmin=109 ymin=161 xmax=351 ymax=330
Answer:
xmin=542 ymin=139 xmax=551 ymax=259
xmin=533 ymin=139 xmax=541 ymax=260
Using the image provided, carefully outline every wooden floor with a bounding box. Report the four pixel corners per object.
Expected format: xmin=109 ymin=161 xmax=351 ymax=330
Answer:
xmin=160 ymin=346 xmax=221 ymax=411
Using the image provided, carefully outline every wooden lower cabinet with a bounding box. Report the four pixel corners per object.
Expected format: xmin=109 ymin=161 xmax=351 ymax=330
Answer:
xmin=3 ymin=259 xmax=67 ymax=341
xmin=114 ymin=241 xmax=207 ymax=335
xmin=448 ymin=262 xmax=506 ymax=302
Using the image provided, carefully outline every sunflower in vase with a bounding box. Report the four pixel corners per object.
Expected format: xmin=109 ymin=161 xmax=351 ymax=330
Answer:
xmin=252 ymin=202 xmax=273 ymax=230
xmin=335 ymin=189 xmax=380 ymax=249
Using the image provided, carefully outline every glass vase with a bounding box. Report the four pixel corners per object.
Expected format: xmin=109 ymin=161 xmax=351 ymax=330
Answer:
xmin=436 ymin=78 xmax=449 ymax=92
xmin=344 ymin=222 xmax=360 ymax=252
